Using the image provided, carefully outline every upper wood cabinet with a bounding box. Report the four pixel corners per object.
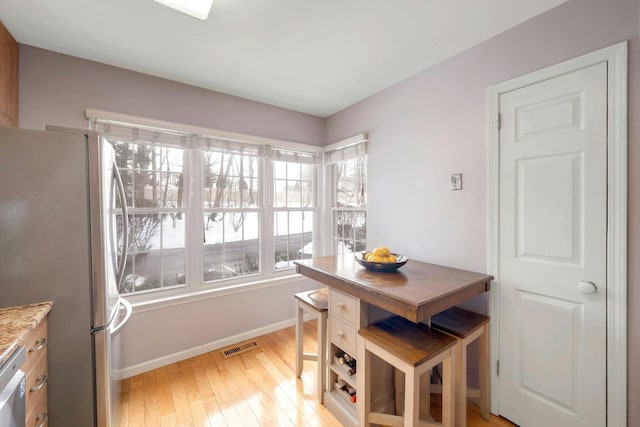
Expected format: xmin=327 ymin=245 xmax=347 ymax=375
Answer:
xmin=0 ymin=22 xmax=18 ymax=127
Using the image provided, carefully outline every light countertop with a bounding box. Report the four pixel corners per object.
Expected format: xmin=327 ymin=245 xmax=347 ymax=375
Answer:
xmin=0 ymin=301 xmax=52 ymax=366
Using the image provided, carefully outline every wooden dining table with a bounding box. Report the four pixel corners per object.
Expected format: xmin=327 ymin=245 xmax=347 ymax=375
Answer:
xmin=295 ymin=254 xmax=493 ymax=324
xmin=295 ymin=254 xmax=494 ymax=427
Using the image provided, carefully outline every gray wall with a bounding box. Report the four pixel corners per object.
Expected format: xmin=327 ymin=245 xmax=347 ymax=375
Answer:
xmin=325 ymin=0 xmax=639 ymax=423
xmin=19 ymin=45 xmax=325 ymax=146
xmin=17 ymin=45 xmax=324 ymax=372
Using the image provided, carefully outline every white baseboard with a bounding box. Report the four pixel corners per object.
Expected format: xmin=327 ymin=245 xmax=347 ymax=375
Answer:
xmin=116 ymin=316 xmax=300 ymax=379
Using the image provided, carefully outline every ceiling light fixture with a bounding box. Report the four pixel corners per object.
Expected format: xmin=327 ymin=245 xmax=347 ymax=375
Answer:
xmin=154 ymin=0 xmax=214 ymax=20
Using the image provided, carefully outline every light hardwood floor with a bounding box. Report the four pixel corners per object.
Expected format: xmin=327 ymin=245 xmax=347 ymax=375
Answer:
xmin=118 ymin=320 xmax=516 ymax=427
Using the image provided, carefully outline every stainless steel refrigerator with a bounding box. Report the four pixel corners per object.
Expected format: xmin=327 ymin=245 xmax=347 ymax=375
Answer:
xmin=0 ymin=125 xmax=132 ymax=427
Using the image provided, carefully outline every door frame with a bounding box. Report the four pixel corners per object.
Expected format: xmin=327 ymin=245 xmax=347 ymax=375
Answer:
xmin=487 ymin=41 xmax=627 ymax=426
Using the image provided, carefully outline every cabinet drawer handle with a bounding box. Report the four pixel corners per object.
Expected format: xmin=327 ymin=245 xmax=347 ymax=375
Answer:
xmin=29 ymin=337 xmax=47 ymax=353
xmin=336 ymin=331 xmax=345 ymax=339
xmin=35 ymin=413 xmax=48 ymax=427
xmin=30 ymin=374 xmax=48 ymax=392
xmin=336 ymin=302 xmax=345 ymax=310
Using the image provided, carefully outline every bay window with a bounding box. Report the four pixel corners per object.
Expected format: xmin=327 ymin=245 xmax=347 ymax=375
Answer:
xmin=92 ymin=116 xmax=329 ymax=299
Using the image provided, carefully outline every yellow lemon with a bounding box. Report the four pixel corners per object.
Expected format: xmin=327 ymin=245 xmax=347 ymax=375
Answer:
xmin=365 ymin=253 xmax=373 ymax=261
xmin=372 ymin=247 xmax=384 ymax=257
xmin=379 ymin=246 xmax=391 ymax=257
xmin=388 ymin=254 xmax=397 ymax=263
xmin=371 ymin=256 xmax=383 ymax=263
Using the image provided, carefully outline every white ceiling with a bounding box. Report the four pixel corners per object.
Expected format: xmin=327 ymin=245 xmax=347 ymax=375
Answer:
xmin=0 ymin=0 xmax=566 ymax=117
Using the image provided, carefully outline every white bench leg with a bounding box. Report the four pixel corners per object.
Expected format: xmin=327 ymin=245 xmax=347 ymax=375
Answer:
xmin=478 ymin=325 xmax=490 ymax=421
xmin=295 ymin=302 xmax=304 ymax=378
xmin=395 ymin=369 xmax=431 ymax=420
xmin=359 ymin=338 xmax=372 ymax=427
xmin=442 ymin=348 xmax=456 ymax=427
xmin=405 ymin=368 xmax=421 ymax=427
xmin=317 ymin=312 xmax=327 ymax=404
xmin=454 ymin=340 xmax=466 ymax=427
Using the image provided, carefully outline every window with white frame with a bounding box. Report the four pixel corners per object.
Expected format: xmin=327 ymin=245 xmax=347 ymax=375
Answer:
xmin=202 ymin=139 xmax=263 ymax=281
xmin=104 ymin=126 xmax=189 ymax=294
xmin=92 ymin=118 xmax=323 ymax=297
xmin=325 ymin=137 xmax=367 ymax=255
xmin=272 ymin=149 xmax=318 ymax=269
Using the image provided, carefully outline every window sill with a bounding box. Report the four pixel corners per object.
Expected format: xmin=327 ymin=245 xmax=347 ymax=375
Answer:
xmin=124 ymin=273 xmax=308 ymax=314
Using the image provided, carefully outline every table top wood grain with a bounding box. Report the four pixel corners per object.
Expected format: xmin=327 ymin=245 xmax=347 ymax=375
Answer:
xmin=295 ymin=255 xmax=493 ymax=324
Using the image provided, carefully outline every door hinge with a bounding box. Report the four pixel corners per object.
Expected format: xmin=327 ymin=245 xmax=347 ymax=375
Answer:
xmin=497 ymin=113 xmax=502 ymax=130
xmin=497 ymin=359 xmax=500 ymax=376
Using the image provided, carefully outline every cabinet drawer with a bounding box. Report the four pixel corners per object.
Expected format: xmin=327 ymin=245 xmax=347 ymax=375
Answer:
xmin=21 ymin=319 xmax=48 ymax=374
xmin=329 ymin=288 xmax=357 ymax=325
xmin=330 ymin=316 xmax=357 ymax=356
xmin=25 ymin=350 xmax=48 ymax=413
xmin=26 ymin=388 xmax=48 ymax=427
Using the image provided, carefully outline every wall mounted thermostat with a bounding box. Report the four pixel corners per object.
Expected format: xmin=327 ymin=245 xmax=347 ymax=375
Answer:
xmin=450 ymin=173 xmax=462 ymax=191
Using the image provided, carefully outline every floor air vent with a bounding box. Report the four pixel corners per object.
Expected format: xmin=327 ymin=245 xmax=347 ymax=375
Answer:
xmin=221 ymin=340 xmax=259 ymax=358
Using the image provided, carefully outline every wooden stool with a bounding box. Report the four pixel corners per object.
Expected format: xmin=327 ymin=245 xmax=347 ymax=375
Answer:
xmin=358 ymin=316 xmax=457 ymax=427
xmin=431 ymin=307 xmax=490 ymax=427
xmin=295 ymin=288 xmax=329 ymax=403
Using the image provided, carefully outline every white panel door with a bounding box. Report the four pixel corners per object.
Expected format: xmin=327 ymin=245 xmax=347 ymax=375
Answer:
xmin=498 ymin=62 xmax=607 ymax=427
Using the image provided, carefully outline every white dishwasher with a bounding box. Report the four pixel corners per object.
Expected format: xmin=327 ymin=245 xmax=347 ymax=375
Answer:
xmin=0 ymin=346 xmax=26 ymax=427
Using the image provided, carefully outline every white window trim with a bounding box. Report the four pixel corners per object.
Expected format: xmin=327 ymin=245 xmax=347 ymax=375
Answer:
xmin=86 ymin=108 xmax=367 ymax=303
xmin=86 ymin=108 xmax=324 ymax=154
xmin=270 ymin=147 xmax=320 ymax=270
xmin=324 ymin=133 xmax=368 ymax=152
xmin=129 ymin=272 xmax=307 ymax=313
xmin=323 ymin=134 xmax=368 ymax=255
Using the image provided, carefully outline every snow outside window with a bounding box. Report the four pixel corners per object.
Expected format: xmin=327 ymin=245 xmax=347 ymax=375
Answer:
xmin=272 ymin=149 xmax=318 ymax=270
xmin=326 ymin=142 xmax=367 ymax=255
xmin=108 ymin=130 xmax=189 ymax=295
xmin=202 ymin=140 xmax=263 ymax=282
xmin=94 ymin=119 xmax=323 ymax=297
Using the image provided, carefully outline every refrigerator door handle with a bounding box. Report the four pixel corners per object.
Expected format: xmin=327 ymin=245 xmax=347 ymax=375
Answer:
xmin=113 ymin=161 xmax=129 ymax=291
xmin=110 ymin=298 xmax=133 ymax=334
